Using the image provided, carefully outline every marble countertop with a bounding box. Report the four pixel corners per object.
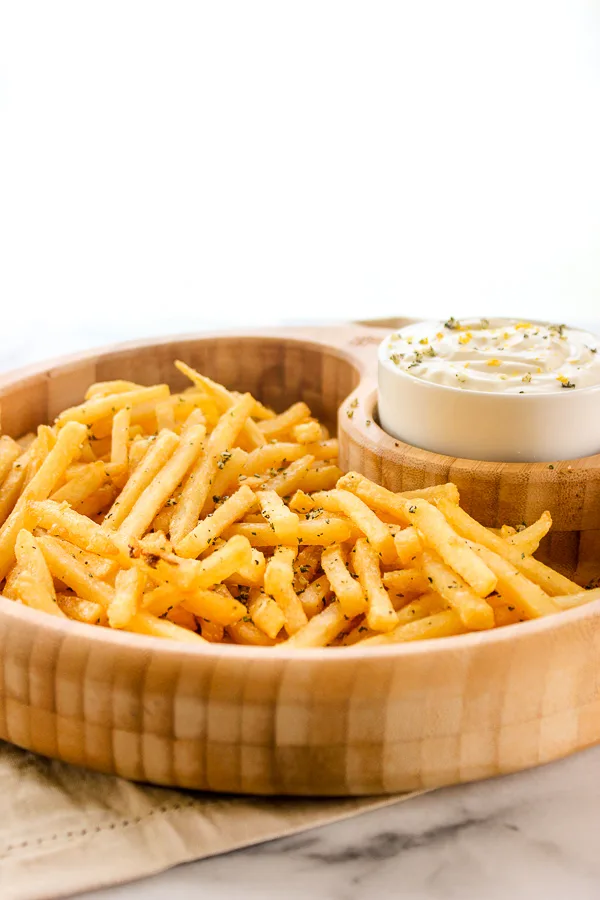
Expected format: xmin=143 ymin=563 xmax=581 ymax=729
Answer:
xmin=3 ymin=322 xmax=600 ymax=900
xmin=77 ymin=746 xmax=600 ymax=900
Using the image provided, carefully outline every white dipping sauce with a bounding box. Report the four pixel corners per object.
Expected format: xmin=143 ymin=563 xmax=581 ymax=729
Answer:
xmin=377 ymin=317 xmax=600 ymax=462
xmin=383 ymin=318 xmax=600 ymax=394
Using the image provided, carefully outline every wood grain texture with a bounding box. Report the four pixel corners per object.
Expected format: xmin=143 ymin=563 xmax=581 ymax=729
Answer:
xmin=0 ymin=324 xmax=599 ymax=796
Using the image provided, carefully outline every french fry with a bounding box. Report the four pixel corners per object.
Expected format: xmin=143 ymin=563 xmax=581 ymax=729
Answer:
xmin=227 ymin=548 xmax=266 ymax=587
xmin=264 ymin=546 xmax=307 ymax=635
xmin=0 ymin=436 xmax=21 ymax=485
xmin=360 ymin=609 xmax=467 ymax=646
xmin=261 ymin=455 xmax=315 ymax=497
xmin=145 ymin=535 xmax=253 ymax=593
xmin=292 ymin=421 xmax=322 ymax=444
xmin=126 ymin=610 xmax=206 ymax=643
xmin=102 ymin=430 xmax=179 ymax=530
xmin=468 ymin=542 xmax=558 ymax=618
xmin=500 ymin=524 xmax=517 ymax=538
xmin=382 ymin=568 xmax=430 ymax=595
xmin=49 ymin=535 xmax=119 ymax=580
xmin=167 ymin=606 xmax=199 ymax=632
xmin=108 ymin=567 xmax=145 ymax=628
xmin=248 ymin=587 xmax=286 ymax=639
xmin=51 ymin=460 xmax=109 ymax=507
xmin=201 ymin=447 xmax=248 ymax=515
xmin=36 ymin=532 xmax=114 ymax=607
xmin=55 ymin=384 xmax=170 ymax=428
xmin=14 ymin=529 xmax=66 ymax=617
xmin=110 ymin=406 xmax=131 ymax=469
xmin=255 ymin=490 xmax=299 ymax=544
xmin=77 ymin=484 xmax=119 ymax=520
xmin=551 ymin=586 xmax=600 ymax=610
xmin=351 ymin=538 xmax=398 ymax=632
xmin=225 ymin=517 xmax=352 ymax=547
xmin=2 ymin=562 xmax=23 ymax=600
xmin=421 ymin=550 xmax=494 ymax=630
xmin=117 ymin=423 xmax=205 ymax=542
xmin=281 ymin=601 xmax=348 ymax=648
xmin=155 ymin=399 xmax=176 ymax=432
xmin=85 ymin=380 xmax=143 ymax=399
xmin=26 ymin=499 xmax=119 ymax=557
xmin=56 ymin=592 xmax=108 ymax=625
xmin=242 ymin=440 xmax=338 ymax=477
xmin=258 ymin=402 xmax=311 ymax=439
xmin=227 ymin=618 xmax=276 ymax=646
xmin=394 ymin=526 xmax=423 ymax=566
xmin=0 ymin=456 xmax=28 ymax=528
xmin=297 ymin=465 xmax=343 ymax=493
xmin=180 ymin=589 xmax=247 ymax=626
xmin=321 ymin=543 xmax=367 ymax=618
xmin=438 ymin=499 xmax=580 ymax=597
xmin=176 ymin=484 xmax=256 ymax=559
xmin=169 ymin=394 xmax=254 ymax=544
xmin=298 ymin=573 xmax=330 ymax=618
xmin=288 ymin=490 xmax=316 ymax=514
xmin=343 ymin=592 xmax=444 ymax=645
xmin=504 ymin=512 xmax=552 ymax=555
xmin=336 ymin=472 xmax=459 ymax=506
xmin=175 ymin=361 xmax=266 ymax=448
xmin=313 ymin=489 xmax=396 ymax=564
xmin=293 ymin=546 xmax=322 ymax=592
xmin=0 ymin=421 xmax=88 ymax=580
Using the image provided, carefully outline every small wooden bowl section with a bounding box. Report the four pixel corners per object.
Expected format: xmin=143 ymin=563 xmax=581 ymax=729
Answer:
xmin=1 ymin=324 xmax=600 ymax=797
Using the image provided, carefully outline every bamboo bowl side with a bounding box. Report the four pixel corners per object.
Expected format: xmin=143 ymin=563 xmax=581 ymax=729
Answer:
xmin=1 ymin=326 xmax=600 ymax=796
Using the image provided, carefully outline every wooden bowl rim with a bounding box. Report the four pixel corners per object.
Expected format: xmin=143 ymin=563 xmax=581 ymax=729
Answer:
xmin=2 ymin=328 xmax=599 ymax=661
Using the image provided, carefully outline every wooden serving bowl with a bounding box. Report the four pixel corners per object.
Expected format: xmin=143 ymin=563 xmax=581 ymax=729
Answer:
xmin=1 ymin=323 xmax=600 ymax=796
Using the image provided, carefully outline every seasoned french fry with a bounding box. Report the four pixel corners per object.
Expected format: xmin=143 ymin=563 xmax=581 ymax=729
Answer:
xmin=394 ymin=526 xmax=423 ymax=566
xmin=169 ymin=394 xmax=254 ymax=544
xmin=421 ymin=550 xmax=494 ymax=630
xmin=14 ymin=529 xmax=66 ymax=617
xmin=292 ymin=421 xmax=322 ymax=444
xmin=201 ymin=447 xmax=248 ymax=515
xmin=248 ymin=587 xmax=286 ymax=639
xmin=155 ymin=399 xmax=176 ymax=432
xmin=261 ymin=455 xmax=315 ymax=497
xmin=297 ymin=465 xmax=343 ymax=493
xmin=255 ymin=490 xmax=299 ymax=544
xmin=56 ymin=592 xmax=108 ymax=625
xmin=108 ymin=567 xmax=145 ymax=628
xmin=0 ymin=421 xmax=88 ymax=580
xmin=176 ymin=484 xmax=256 ymax=559
xmin=337 ymin=472 xmax=459 ymax=506
xmin=85 ymin=380 xmax=143 ymax=399
xmin=351 ymin=538 xmax=398 ymax=632
xmin=258 ymin=402 xmax=311 ymax=439
xmin=36 ymin=532 xmax=114 ymax=607
xmin=298 ymin=573 xmax=330 ymax=618
xmin=321 ymin=543 xmax=367 ymax=618
xmin=293 ymin=546 xmax=322 ymax=592
xmin=438 ymin=499 xmax=580 ymax=597
xmin=0 ymin=436 xmax=21 ymax=486
xmin=56 ymin=384 xmax=170 ymax=428
xmin=227 ymin=548 xmax=266 ymax=587
xmin=225 ymin=517 xmax=352 ymax=546
xmin=313 ymin=489 xmax=396 ymax=564
xmin=281 ymin=601 xmax=347 ymax=648
xmin=551 ymin=586 xmax=600 ymax=610
xmin=49 ymin=535 xmax=119 ymax=580
xmin=360 ymin=609 xmax=466 ymax=646
xmin=382 ymin=568 xmax=430 ymax=595
xmin=288 ymin=490 xmax=316 ymax=514
xmin=110 ymin=406 xmax=131 ymax=469
xmin=504 ymin=512 xmax=552 ymax=555
xmin=242 ymin=440 xmax=338 ymax=477
xmin=126 ymin=610 xmax=206 ymax=643
xmin=102 ymin=430 xmax=179 ymax=530
xmin=0 ymin=456 xmax=28 ymax=528
xmin=467 ymin=541 xmax=558 ymax=618
xmin=500 ymin=524 xmax=517 ymax=538
xmin=26 ymin=499 xmax=119 ymax=557
xmin=227 ymin=618 xmax=276 ymax=646
xmin=343 ymin=592 xmax=445 ymax=645
xmin=51 ymin=460 xmax=109 ymax=507
xmin=77 ymin=484 xmax=119 ymax=520
xmin=180 ymin=589 xmax=247 ymax=626
xmin=264 ymin=546 xmax=307 ymax=634
xmin=145 ymin=535 xmax=253 ymax=593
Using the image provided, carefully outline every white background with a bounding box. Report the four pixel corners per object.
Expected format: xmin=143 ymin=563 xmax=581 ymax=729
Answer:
xmin=1 ymin=1 xmax=600 ymax=366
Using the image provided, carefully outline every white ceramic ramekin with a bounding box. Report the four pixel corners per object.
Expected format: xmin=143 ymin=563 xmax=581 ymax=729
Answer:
xmin=378 ymin=337 xmax=600 ymax=463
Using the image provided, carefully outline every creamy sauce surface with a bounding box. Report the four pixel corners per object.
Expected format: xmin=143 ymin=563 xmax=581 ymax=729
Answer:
xmin=382 ymin=318 xmax=600 ymax=393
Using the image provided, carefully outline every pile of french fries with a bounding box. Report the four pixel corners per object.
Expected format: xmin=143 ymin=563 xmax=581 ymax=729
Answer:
xmin=0 ymin=360 xmax=596 ymax=649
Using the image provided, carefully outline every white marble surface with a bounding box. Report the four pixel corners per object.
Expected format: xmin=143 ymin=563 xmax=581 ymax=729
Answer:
xmin=76 ymin=746 xmax=600 ymax=900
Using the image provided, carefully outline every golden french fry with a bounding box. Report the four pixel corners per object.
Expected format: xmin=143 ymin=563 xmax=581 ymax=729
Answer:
xmin=360 ymin=609 xmax=467 ymax=646
xmin=551 ymin=586 xmax=600 ymax=610
xmin=166 ymin=605 xmax=199 ymax=632
xmin=51 ymin=460 xmax=109 ymax=506
xmin=321 ymin=543 xmax=367 ymax=618
xmin=343 ymin=592 xmax=445 ymax=645
xmin=0 ymin=421 xmax=88 ymax=580
xmin=500 ymin=524 xmax=517 ymax=538
xmin=49 ymin=535 xmax=119 ymax=580
xmin=242 ymin=440 xmax=338 ymax=478
xmin=281 ymin=601 xmax=348 ymax=648
xmin=117 ymin=423 xmax=204 ymax=542
xmin=258 ymin=402 xmax=311 ymax=439
xmin=13 ymin=529 xmax=66 ymax=617
xmin=336 ymin=472 xmax=459 ymax=505
xmin=226 ymin=548 xmax=266 ymax=587
xmin=201 ymin=447 xmax=248 ymax=515
xmin=297 ymin=465 xmax=343 ymax=493
xmin=264 ymin=546 xmax=307 ymax=635
xmin=468 ymin=541 xmax=558 ymax=618
xmin=421 ymin=550 xmax=494 ymax=630
xmin=175 ymin=484 xmax=257 ymax=559
xmin=292 ymin=421 xmax=322 ymax=444
xmin=0 ymin=455 xmax=28 ymax=528
xmin=145 ymin=534 xmax=253 ymax=593
xmin=298 ymin=573 xmax=330 ymax=618
xmin=293 ymin=546 xmax=322 ymax=592
xmin=227 ymin=618 xmax=276 ymax=646
xmin=438 ymin=499 xmax=580 ymax=596
xmin=110 ymin=406 xmax=131 ymax=469
xmin=504 ymin=512 xmax=552 ymax=555
xmin=26 ymin=499 xmax=119 ymax=557
xmin=56 ymin=384 xmax=170 ymax=428
xmin=179 ymin=589 xmax=247 ymax=626
xmin=36 ymin=532 xmax=115 ymax=607
xmin=108 ymin=566 xmax=145 ymax=628
xmin=248 ymin=587 xmax=286 ymax=639
xmin=225 ymin=517 xmax=352 ymax=547
xmin=85 ymin=380 xmax=143 ymax=399
xmin=394 ymin=526 xmax=423 ymax=566
xmin=255 ymin=490 xmax=299 ymax=544
xmin=351 ymin=538 xmax=398 ymax=633
xmin=288 ymin=489 xmax=316 ymax=514
xmin=56 ymin=592 xmax=108 ymax=625
xmin=0 ymin=436 xmax=21 ymax=485
xmin=126 ymin=610 xmax=206 ymax=643
xmin=261 ymin=455 xmax=316 ymax=497
xmin=155 ymin=399 xmax=176 ymax=432
xmin=102 ymin=430 xmax=179 ymax=530
xmin=382 ymin=568 xmax=430 ymax=595
xmin=313 ymin=489 xmax=396 ymax=564
xmin=169 ymin=394 xmax=254 ymax=544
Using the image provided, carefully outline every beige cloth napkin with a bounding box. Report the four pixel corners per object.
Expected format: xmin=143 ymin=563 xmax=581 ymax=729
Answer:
xmin=0 ymin=741 xmax=413 ymax=900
